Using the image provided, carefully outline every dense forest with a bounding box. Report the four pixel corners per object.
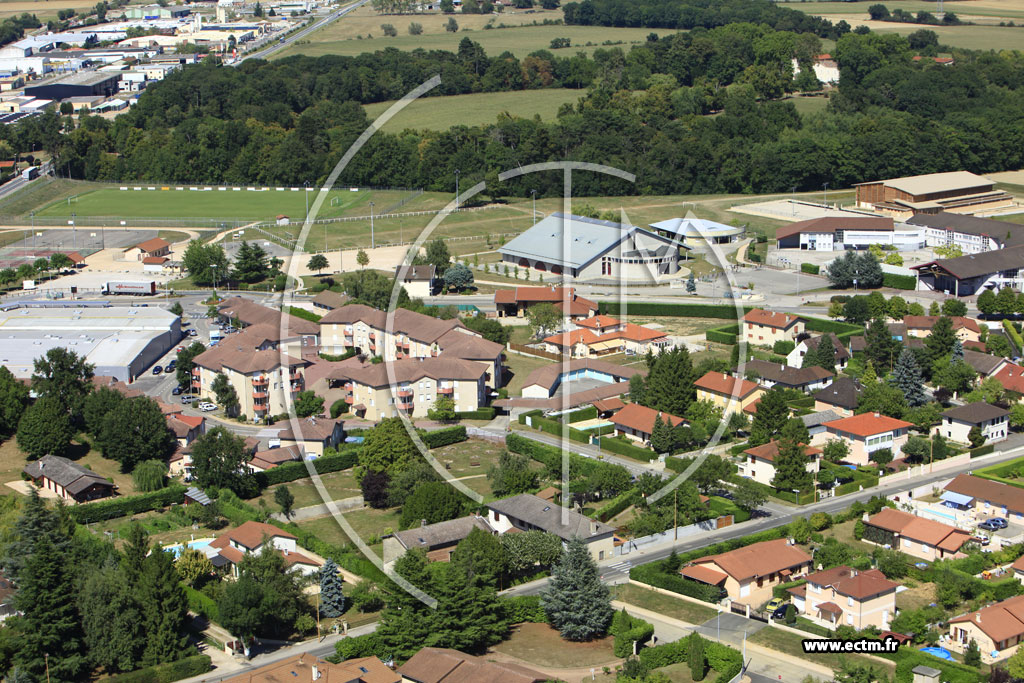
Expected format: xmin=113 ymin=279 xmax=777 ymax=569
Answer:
xmin=15 ymin=24 xmax=1024 ymax=197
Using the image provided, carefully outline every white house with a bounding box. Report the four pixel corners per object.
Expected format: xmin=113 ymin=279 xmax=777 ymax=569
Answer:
xmin=937 ymin=403 xmax=1009 ymax=445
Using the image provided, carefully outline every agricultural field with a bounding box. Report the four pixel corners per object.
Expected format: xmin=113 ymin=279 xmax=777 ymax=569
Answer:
xmin=277 ymin=5 xmax=669 ymax=58
xmin=363 ymin=88 xmax=584 ymax=132
xmin=0 ymin=0 xmax=109 ymax=20
xmin=776 ymin=0 xmax=1024 ymax=22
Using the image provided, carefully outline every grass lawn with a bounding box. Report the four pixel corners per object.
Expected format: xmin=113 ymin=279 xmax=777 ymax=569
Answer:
xmin=254 ymin=469 xmax=362 ymax=511
xmin=277 ymin=5 xmax=670 ymax=58
xmin=896 ymin=580 xmax=936 ymax=612
xmin=490 ymin=621 xmax=619 ymax=668
xmin=0 ymin=436 xmax=138 ymax=496
xmin=778 ymin=0 xmax=1024 ymax=21
xmin=818 ymin=519 xmax=882 ymax=556
xmin=341 ymin=506 xmax=403 ymax=544
xmin=785 ymin=95 xmax=830 ymax=118
xmin=431 ymin=437 xmax=508 ymax=477
xmin=748 ymin=627 xmax=896 ymax=675
xmin=504 ymin=350 xmax=555 ymax=396
xmin=625 ymin=315 xmax=732 ymax=337
xmin=33 ymin=186 xmax=416 ymax=222
xmin=613 ymin=583 xmax=718 ymax=624
xmin=295 ymin=514 xmax=358 ymax=547
xmin=363 ymin=89 xmax=584 ymax=132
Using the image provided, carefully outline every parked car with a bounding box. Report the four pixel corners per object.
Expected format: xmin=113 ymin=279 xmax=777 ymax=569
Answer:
xmin=172 ymin=386 xmax=182 ymax=395
xmin=176 ymin=346 xmax=185 ymax=353
xmin=181 ymin=395 xmax=195 ymax=404
xmin=188 ymin=329 xmax=198 ymax=337
xmin=765 ymin=598 xmax=786 ymax=613
xmin=772 ymin=604 xmax=789 ymax=620
xmin=988 ymin=518 xmax=1008 ymax=529
xmin=167 ymin=360 xmax=177 ymax=371
xmin=152 ymin=365 xmax=162 ymax=375
xmin=198 ymin=402 xmax=216 ymax=412
xmin=978 ymin=519 xmax=1005 ymax=532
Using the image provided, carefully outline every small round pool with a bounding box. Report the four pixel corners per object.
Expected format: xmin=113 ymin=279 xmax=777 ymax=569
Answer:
xmin=919 ymin=647 xmax=953 ymax=661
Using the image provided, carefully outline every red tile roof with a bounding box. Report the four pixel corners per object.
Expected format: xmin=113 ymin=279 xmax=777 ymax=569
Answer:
xmin=592 ymin=397 xmax=625 ymax=413
xmin=610 ymin=403 xmax=685 ymax=436
xmin=903 ymin=315 xmax=981 ymax=334
xmin=866 ymin=508 xmax=970 ymax=551
xmin=142 ymin=256 xmax=168 ymax=265
xmin=210 ymin=521 xmax=296 ymax=551
xmin=743 ymin=308 xmax=801 ymax=329
xmin=494 ymin=286 xmax=578 ymax=304
xmin=994 ymin=363 xmax=1024 ymax=394
xmin=690 ymin=538 xmax=811 ymax=582
xmin=576 ymin=315 xmax=621 ymax=330
xmin=132 ymin=237 xmax=170 ymax=253
xmin=743 ymin=440 xmax=820 ymax=463
xmin=949 ymin=595 xmax=1024 ymax=645
xmin=680 ymin=565 xmax=728 ymax=585
xmin=694 ymin=371 xmax=761 ymax=399
xmin=804 ymin=566 xmax=899 ymax=601
xmin=543 ymin=329 xmax=598 ymax=347
xmin=824 ymin=413 xmax=913 ymax=438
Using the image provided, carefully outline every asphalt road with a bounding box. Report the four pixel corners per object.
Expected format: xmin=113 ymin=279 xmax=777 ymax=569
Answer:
xmin=237 ymin=0 xmax=371 ymax=63
xmin=0 ymin=161 xmax=51 ymax=201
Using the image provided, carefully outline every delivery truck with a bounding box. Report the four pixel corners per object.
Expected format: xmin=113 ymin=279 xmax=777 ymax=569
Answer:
xmin=101 ymin=281 xmax=157 ymax=295
xmin=21 ymin=167 xmax=38 ymax=181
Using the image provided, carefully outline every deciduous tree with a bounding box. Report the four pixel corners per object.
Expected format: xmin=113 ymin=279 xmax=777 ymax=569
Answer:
xmin=16 ymin=396 xmax=74 ymax=460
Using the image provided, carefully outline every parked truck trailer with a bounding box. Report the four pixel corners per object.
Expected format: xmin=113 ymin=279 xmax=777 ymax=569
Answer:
xmin=102 ymin=281 xmax=157 ymax=295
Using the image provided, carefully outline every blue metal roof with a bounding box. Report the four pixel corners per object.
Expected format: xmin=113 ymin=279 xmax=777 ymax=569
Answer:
xmin=940 ymin=491 xmax=973 ymax=506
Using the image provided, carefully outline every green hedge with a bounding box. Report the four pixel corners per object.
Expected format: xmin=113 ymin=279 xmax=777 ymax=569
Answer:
xmin=706 ymin=323 xmax=740 ymax=345
xmin=639 ymin=633 xmax=743 ymax=683
xmin=319 ymin=348 xmax=359 ymax=362
xmin=600 ymin=435 xmax=658 ymax=462
xmin=335 ymin=633 xmax=388 ymax=661
xmin=1004 ymin=320 xmax=1024 ymax=354
xmin=630 ymin=563 xmax=727 ymax=603
xmin=68 ymin=484 xmax=187 ymax=524
xmin=800 ymin=263 xmax=820 ymax=275
xmin=421 ymin=425 xmax=467 ymax=448
xmin=454 ymin=407 xmax=497 ymax=420
xmin=330 ymin=398 xmax=348 ymax=418
xmin=599 ymin=302 xmax=750 ymax=319
xmin=728 ymin=475 xmax=814 ymax=505
xmin=519 ymin=409 xmax=543 ymax=425
xmin=595 ymin=490 xmax=637 ymax=522
xmin=773 ymin=579 xmax=807 ymax=600
xmin=893 ymin=648 xmax=982 ymax=683
xmin=500 ymin=595 xmax=547 ymax=623
xmin=803 ymin=317 xmax=864 ymax=337
xmin=271 ymin=518 xmax=393 ymax=587
xmin=883 ymin=273 xmax=917 ymax=290
xmin=506 ymin=432 xmax=619 ymax=479
xmin=665 ymin=456 xmax=694 ymax=474
xmin=970 ymin=444 xmax=995 ymax=458
xmin=287 ymin=306 xmax=322 ymax=322
xmin=253 ymin=447 xmax=360 ymax=489
xmin=563 ymin=405 xmax=598 ymax=423
xmin=611 ymin=608 xmax=655 ymax=657
xmin=184 ymin=585 xmax=219 ymax=624
xmin=105 ymin=655 xmax=211 ymax=683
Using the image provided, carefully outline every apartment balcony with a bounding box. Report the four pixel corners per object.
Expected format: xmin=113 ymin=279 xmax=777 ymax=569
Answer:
xmin=191 ymin=380 xmax=201 ymax=389
xmin=369 ymin=343 xmax=376 ymax=351
xmin=431 ymin=349 xmax=440 ymax=357
xmin=397 ymin=353 xmax=405 ymax=360
xmin=253 ymin=377 xmax=268 ymax=387
xmin=369 ymin=331 xmax=376 ymax=340
xmin=254 ymin=405 xmax=268 ymax=414
xmin=343 ymin=382 xmax=353 ymax=390
xmin=397 ymin=388 xmax=413 ymax=398
xmin=401 ymin=340 xmax=410 ymax=349
xmin=290 ymin=385 xmax=302 ymax=393
xmin=438 ymin=386 xmax=453 ymax=395
xmin=253 ymin=391 xmax=267 ymax=400
xmin=345 ymin=395 xmax=355 ymax=404
xmin=399 ymin=402 xmax=414 ymax=411
xmin=289 ymin=370 xmax=303 ymax=380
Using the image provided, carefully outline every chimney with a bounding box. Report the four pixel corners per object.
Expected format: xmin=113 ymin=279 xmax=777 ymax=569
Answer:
xmin=591 ymin=521 xmax=599 ymax=534
xmin=976 ymin=613 xmax=981 ymax=624
xmin=421 ymin=519 xmax=427 ymax=527
xmin=874 ymin=412 xmax=880 ymax=418
xmin=312 ymin=663 xmax=321 ymax=681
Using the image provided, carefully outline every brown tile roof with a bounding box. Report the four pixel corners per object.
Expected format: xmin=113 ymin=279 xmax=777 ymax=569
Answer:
xmin=310 ymin=290 xmax=349 ymax=310
xmin=743 ymin=308 xmax=801 ymax=330
xmin=824 ymin=413 xmax=913 ymax=438
xmin=941 ymin=402 xmax=1009 ymax=425
xmin=1013 ymin=555 xmax=1024 ymax=573
xmin=66 ymin=251 xmax=85 ymax=264
xmin=166 ymin=414 xmax=203 ymax=438
xmin=743 ymin=440 xmax=820 ymax=463
xmin=995 ymin=363 xmax=1024 ymax=394
xmin=223 ymin=655 xmax=399 ymax=683
xmin=395 ymin=264 xmax=435 ymax=282
xmin=319 ymin=305 xmax=468 ymax=346
xmin=775 ymin=216 xmax=893 ymax=241
xmin=23 ymin=455 xmax=115 ymax=497
xmin=142 ymin=255 xmax=168 ymax=265
xmin=217 ymin=297 xmax=320 ymax=335
xmin=690 ymin=538 xmax=811 ymax=582
xmin=436 ymin=329 xmax=503 ymax=360
xmin=963 ymin=349 xmax=1004 ymax=374
xmin=211 ymin=521 xmax=296 ymax=551
xmin=486 ymin=494 xmax=615 ymax=542
xmin=131 ymin=237 xmax=170 ymax=253
xmin=576 ymin=315 xmax=621 ymax=330
xmin=802 ymin=334 xmax=851 ymax=363
xmin=694 ymin=371 xmax=760 ymax=399
xmin=866 ymin=508 xmax=970 ymax=550
xmin=804 ymin=566 xmax=899 ymax=601
xmin=816 ymin=601 xmax=843 ymax=615
xmin=398 ymin=647 xmax=547 ymax=683
xmin=949 ymin=595 xmax=1024 ymax=645
xmin=742 ymin=359 xmax=834 ymax=387
xmin=328 ymin=357 xmax=485 ymax=388
xmin=593 ymin=397 xmax=625 ymax=413
xmin=911 ymin=244 xmax=1024 ymax=281
xmin=281 ymin=550 xmax=320 ymax=568
xmin=556 ymin=296 xmax=598 ymax=317
xmin=193 ymin=332 xmax=307 ymax=374
xmin=493 ymin=381 xmax=631 ymax=412
xmin=249 ymin=444 xmax=303 ymax=471
xmin=521 ymin=358 xmax=642 ymax=393
xmin=598 ymin=323 xmax=667 ymax=343
xmin=680 ymin=565 xmax=728 ymax=586
xmin=392 ymin=515 xmax=493 ymax=551
xmin=543 ymin=328 xmax=598 ymax=347
xmin=945 ymin=474 xmax=1024 ymax=514
xmin=611 ymin=403 xmax=685 ymax=436
xmin=904 ymin=316 xmax=981 ymax=334
xmin=275 ymin=416 xmax=343 ymax=443
xmin=494 ymin=286 xmax=578 ymax=305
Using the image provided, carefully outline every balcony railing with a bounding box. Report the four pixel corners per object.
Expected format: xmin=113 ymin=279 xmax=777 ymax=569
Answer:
xmin=438 ymin=386 xmax=453 ymax=395
xmin=345 ymin=395 xmax=355 ymax=404
xmin=397 ymin=388 xmax=413 ymax=398
xmin=253 ymin=377 xmax=268 ymax=387
xmin=253 ymin=391 xmax=267 ymax=399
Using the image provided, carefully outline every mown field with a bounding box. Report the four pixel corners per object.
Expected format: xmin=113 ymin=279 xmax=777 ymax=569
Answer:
xmin=363 ymin=88 xmax=584 ymax=132
xmin=838 ymin=21 xmax=1024 ymax=50
xmin=777 ymin=0 xmax=1024 ymax=21
xmin=277 ymin=5 xmax=670 ymax=58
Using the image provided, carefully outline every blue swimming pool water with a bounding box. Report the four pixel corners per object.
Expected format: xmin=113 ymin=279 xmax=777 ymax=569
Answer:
xmin=919 ymin=647 xmax=953 ymax=661
xmin=929 ymin=509 xmax=957 ymax=522
xmin=168 ymin=539 xmax=212 ymax=558
xmin=578 ymin=421 xmax=614 ymax=431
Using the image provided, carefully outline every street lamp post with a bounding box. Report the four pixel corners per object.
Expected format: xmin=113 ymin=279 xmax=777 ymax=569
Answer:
xmin=791 ymin=186 xmax=797 ymax=216
xmin=71 ymin=213 xmax=76 ymax=250
xmin=369 ymin=201 xmax=375 ymax=249
xmin=531 ymin=189 xmax=537 ymax=222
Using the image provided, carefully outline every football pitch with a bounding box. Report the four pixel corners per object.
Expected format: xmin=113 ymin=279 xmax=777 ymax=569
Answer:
xmin=33 ymin=186 xmax=417 ymax=222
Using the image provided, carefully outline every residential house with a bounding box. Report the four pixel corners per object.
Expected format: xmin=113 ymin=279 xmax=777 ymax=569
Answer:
xmin=863 ymin=508 xmax=971 ymax=562
xmin=275 ymin=417 xmax=345 ymax=457
xmin=327 ymin=357 xmax=487 ymax=421
xmin=800 ymin=410 xmax=843 ymax=441
xmin=123 ymin=236 xmax=170 ymax=261
xmin=938 ymin=403 xmax=1009 ymax=445
xmin=742 ymin=309 xmax=804 ymax=347
xmin=787 ymin=334 xmax=850 ymax=371
xmin=310 ymin=290 xmax=349 ymax=311
xmin=1012 ymin=555 xmax=1024 ymax=585
xmin=171 ymin=436 xmax=259 ymax=481
xmin=994 ymin=364 xmax=1024 ymax=398
xmin=949 ymin=594 xmax=1024 ymax=660
xmin=383 ymin=515 xmax=494 ymax=565
xmin=738 ymin=440 xmax=821 ymax=488
xmin=166 ymin=413 xmax=204 ymax=448
xmin=247 ymin=444 xmax=303 ymax=473
xmin=222 ymin=654 xmax=398 ymax=683
xmin=493 ymin=286 xmax=598 ymax=320
xmin=543 ymin=322 xmax=670 ymax=358
xmin=904 ymin=316 xmax=982 ymax=343
xmin=813 ymin=377 xmax=862 ymax=417
xmin=610 ymin=403 xmax=685 ymax=447
xmin=694 ymin=371 xmax=764 ymax=415
xmin=398 ymin=647 xmax=547 ymax=683
xmin=790 ymin=566 xmax=898 ymax=630
xmin=208 ymin=521 xmax=321 ymax=577
xmin=944 ymin=474 xmax=1024 ymax=526
xmin=520 ymin=358 xmax=639 ymax=400
xmin=680 ymin=538 xmax=812 ymax=605
xmin=593 ymin=396 xmax=625 ymax=418
xmin=818 ymin=413 xmax=914 ymax=466
xmin=575 ymin=314 xmax=625 ymax=335
xmin=23 ymin=455 xmax=116 ymax=503
xmin=486 ymin=494 xmax=616 ymax=561
xmin=742 ymin=359 xmax=834 ymax=394
xmin=395 ymin=264 xmax=437 ymax=298
xmin=191 ymin=326 xmax=310 ymax=423
xmin=964 ymin=350 xmax=1009 ymax=378
xmin=0 ymin=573 xmax=15 ymax=623
xmin=575 ymin=316 xmax=671 ymax=355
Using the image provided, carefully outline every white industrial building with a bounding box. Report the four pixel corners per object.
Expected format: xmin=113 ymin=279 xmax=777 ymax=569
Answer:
xmin=775 ymin=215 xmax=926 ymax=252
xmin=0 ymin=302 xmax=181 ymax=381
xmin=649 ymin=217 xmax=745 ymax=245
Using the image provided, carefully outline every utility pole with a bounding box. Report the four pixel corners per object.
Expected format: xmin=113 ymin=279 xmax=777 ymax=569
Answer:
xmin=369 ymin=201 xmax=375 ymax=249
xmin=454 ymin=169 xmax=460 ymax=211
xmin=531 ymin=189 xmax=537 ymax=222
xmin=791 ymin=186 xmax=797 ymax=216
xmin=823 ymin=182 xmax=829 ymax=209
xmin=674 ymin=488 xmax=678 ymax=540
xmin=71 ymin=212 xmax=76 ymax=250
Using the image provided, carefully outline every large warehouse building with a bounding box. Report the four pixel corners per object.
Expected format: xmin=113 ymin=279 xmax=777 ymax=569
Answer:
xmin=854 ymin=171 xmax=1012 ymax=219
xmin=24 ymin=71 xmax=121 ymax=101
xmin=0 ymin=302 xmax=181 ymax=380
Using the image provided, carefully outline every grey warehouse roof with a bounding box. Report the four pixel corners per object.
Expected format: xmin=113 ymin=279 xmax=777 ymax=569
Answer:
xmin=499 ymin=212 xmax=684 ymax=270
xmin=487 ymin=493 xmax=615 ymax=542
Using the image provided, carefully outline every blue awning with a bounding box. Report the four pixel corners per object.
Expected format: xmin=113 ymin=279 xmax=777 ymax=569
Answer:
xmin=941 ymin=491 xmax=973 ymax=506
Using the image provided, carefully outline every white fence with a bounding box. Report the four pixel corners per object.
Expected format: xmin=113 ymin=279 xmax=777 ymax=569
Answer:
xmin=616 ymin=518 xmax=723 ymax=556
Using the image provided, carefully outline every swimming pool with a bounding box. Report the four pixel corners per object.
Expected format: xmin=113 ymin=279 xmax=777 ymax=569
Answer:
xmin=919 ymin=647 xmax=953 ymax=661
xmin=578 ymin=421 xmax=614 ymax=431
xmin=163 ymin=538 xmax=214 ymax=557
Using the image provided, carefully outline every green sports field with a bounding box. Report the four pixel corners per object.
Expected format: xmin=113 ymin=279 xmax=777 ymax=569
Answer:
xmin=363 ymin=88 xmax=584 ymax=132
xmin=34 ymin=186 xmax=418 ymax=222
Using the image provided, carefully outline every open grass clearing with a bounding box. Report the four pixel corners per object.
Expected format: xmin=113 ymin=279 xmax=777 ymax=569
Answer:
xmin=613 ymin=583 xmax=718 ymax=624
xmin=816 ymin=519 xmax=880 ymax=556
xmin=363 ymin=88 xmax=584 ymax=132
xmin=749 ymin=627 xmax=896 ymax=675
xmin=254 ymin=469 xmax=362 ymax=511
xmin=896 ymin=580 xmax=936 ymax=612
xmin=504 ymin=350 xmax=555 ymax=396
xmin=277 ymin=5 xmax=670 ymax=58
xmin=625 ymin=315 xmax=731 ymax=337
xmin=490 ymin=621 xmax=619 ymax=668
xmin=431 ymin=437 xmax=508 ymax=477
xmin=784 ymin=95 xmax=831 ymax=117
xmin=0 ymin=0 xmax=108 ymax=20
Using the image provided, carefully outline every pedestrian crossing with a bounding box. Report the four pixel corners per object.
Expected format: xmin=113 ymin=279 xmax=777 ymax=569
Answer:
xmin=605 ymin=560 xmax=632 ymax=573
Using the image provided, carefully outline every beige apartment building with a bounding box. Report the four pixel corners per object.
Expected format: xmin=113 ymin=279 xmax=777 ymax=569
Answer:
xmin=742 ymin=309 xmax=804 ymax=347
xmin=328 ymin=357 xmax=487 ymax=421
xmin=191 ymin=327 xmax=309 ymax=422
xmin=681 ymin=538 xmax=812 ymax=606
xmin=790 ymin=566 xmax=898 ymax=630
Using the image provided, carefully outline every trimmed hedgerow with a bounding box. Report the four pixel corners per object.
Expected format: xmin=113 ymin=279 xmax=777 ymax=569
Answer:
xmin=599 ymin=302 xmax=750 ymax=318
xmin=883 ymin=273 xmax=917 ymax=290
xmin=105 ymin=655 xmax=211 ymax=683
xmin=420 ymin=425 xmax=467 ymax=448
xmin=68 ymin=485 xmax=188 ymax=524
